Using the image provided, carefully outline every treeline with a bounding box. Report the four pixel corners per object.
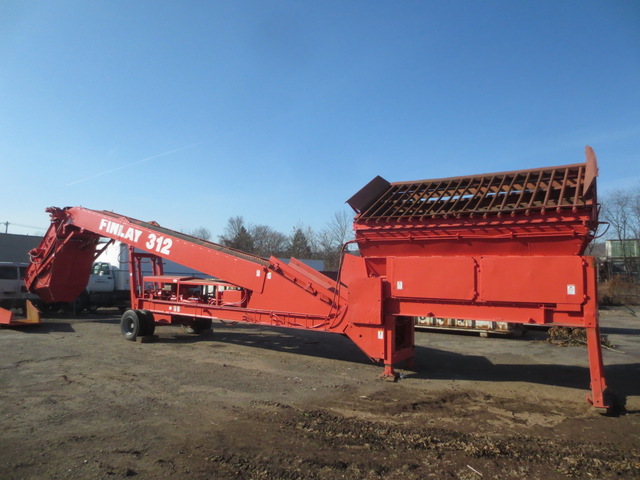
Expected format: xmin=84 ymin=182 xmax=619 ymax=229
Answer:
xmin=187 ymin=211 xmax=354 ymax=271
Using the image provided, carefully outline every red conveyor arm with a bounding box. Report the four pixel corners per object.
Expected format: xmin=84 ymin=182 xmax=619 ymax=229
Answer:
xmin=26 ymin=206 xmax=347 ymax=323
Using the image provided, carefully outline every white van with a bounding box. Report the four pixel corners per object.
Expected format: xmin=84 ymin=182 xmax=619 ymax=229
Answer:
xmin=0 ymin=262 xmax=38 ymax=310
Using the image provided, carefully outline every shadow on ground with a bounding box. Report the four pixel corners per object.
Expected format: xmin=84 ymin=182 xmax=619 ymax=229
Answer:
xmin=131 ymin=321 xmax=640 ymax=405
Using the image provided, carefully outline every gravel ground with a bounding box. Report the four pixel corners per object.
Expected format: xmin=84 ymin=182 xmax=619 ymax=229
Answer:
xmin=1 ymin=306 xmax=639 ymax=479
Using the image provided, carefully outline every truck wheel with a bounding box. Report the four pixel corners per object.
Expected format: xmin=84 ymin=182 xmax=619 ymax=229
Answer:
xmin=138 ymin=310 xmax=156 ymax=336
xmin=120 ymin=310 xmax=141 ymax=341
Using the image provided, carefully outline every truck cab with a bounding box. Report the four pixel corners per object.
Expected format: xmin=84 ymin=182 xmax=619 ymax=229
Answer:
xmin=87 ymin=261 xmax=130 ymax=293
xmin=87 ymin=262 xmax=116 ymax=292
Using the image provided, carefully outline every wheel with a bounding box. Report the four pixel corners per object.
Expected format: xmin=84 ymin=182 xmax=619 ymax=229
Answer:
xmin=138 ymin=310 xmax=156 ymax=336
xmin=120 ymin=310 xmax=142 ymax=341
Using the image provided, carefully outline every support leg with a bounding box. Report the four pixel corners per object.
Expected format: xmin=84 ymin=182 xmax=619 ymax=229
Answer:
xmin=585 ymin=325 xmax=610 ymax=410
xmin=380 ymin=315 xmax=414 ymax=381
xmin=380 ymin=364 xmax=398 ymax=381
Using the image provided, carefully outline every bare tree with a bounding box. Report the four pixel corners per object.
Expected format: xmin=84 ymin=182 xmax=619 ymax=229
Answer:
xmin=318 ymin=211 xmax=354 ymax=271
xmin=251 ymin=224 xmax=289 ymax=257
xmin=188 ymin=227 xmax=212 ymax=241
xmin=219 ymin=216 xmax=255 ymax=253
xmin=602 ymin=189 xmax=635 ymax=241
xmin=632 ymin=191 xmax=640 ymax=239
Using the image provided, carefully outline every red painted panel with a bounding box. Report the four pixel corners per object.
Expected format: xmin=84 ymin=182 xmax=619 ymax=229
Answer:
xmin=389 ymin=256 xmax=476 ymax=301
xmin=479 ymin=256 xmax=585 ymax=304
xmin=348 ymin=277 xmax=383 ymax=324
xmin=220 ymin=289 xmax=244 ymax=306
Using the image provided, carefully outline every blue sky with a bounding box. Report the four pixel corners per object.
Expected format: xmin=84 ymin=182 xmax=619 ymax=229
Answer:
xmin=1 ymin=1 xmax=639 ymax=237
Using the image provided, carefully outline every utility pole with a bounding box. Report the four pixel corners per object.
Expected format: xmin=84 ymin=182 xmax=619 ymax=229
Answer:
xmin=3 ymin=222 xmax=8 ymax=234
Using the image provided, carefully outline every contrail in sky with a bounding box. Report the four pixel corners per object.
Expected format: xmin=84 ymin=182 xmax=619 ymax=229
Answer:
xmin=65 ymin=142 xmax=202 ymax=187
xmin=65 ymin=111 xmax=294 ymax=187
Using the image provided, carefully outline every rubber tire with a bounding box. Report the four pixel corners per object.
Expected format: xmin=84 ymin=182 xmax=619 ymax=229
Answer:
xmin=121 ymin=309 xmax=142 ymax=341
xmin=138 ymin=310 xmax=156 ymax=336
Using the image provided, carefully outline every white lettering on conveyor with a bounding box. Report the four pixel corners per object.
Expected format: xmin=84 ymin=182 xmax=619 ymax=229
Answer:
xmin=145 ymin=233 xmax=173 ymax=255
xmin=98 ymin=218 xmax=143 ymax=244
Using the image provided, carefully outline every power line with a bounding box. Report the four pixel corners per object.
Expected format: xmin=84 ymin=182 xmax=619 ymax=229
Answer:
xmin=2 ymin=221 xmax=47 ymax=234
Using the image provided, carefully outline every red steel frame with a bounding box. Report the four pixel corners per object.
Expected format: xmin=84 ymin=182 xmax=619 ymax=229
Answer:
xmin=25 ymin=146 xmax=610 ymax=409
